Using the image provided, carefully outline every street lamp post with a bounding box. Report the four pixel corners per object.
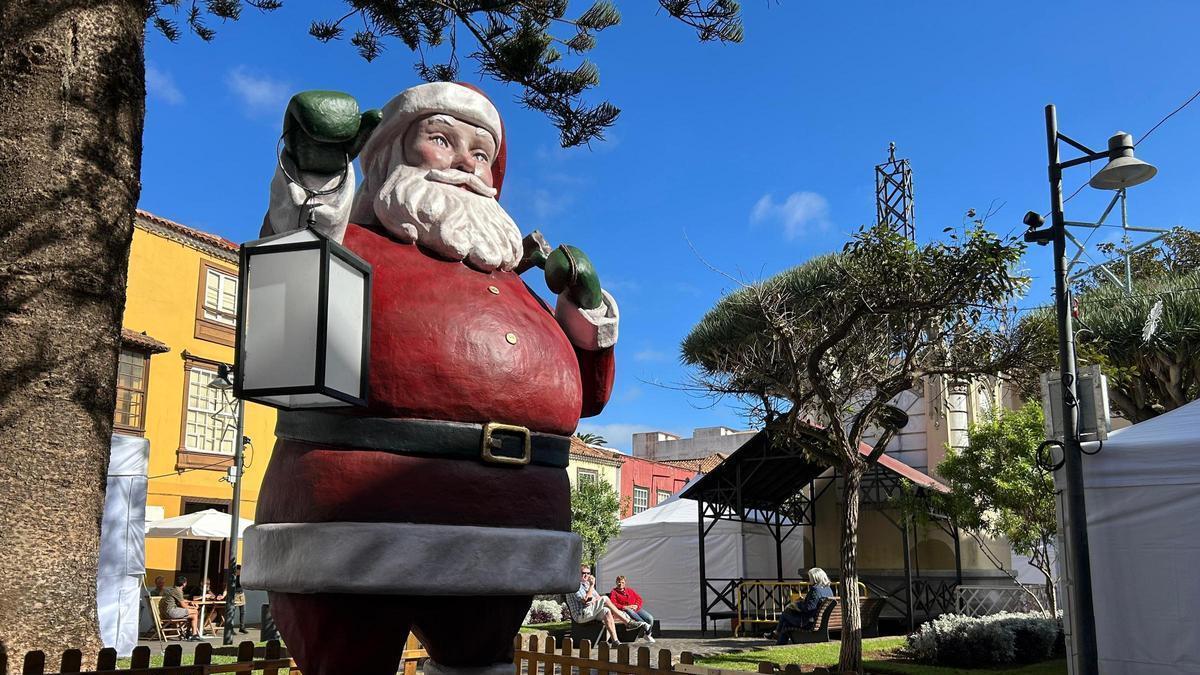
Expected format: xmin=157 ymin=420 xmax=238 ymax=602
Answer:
xmin=210 ymin=363 xmax=247 ymax=646
xmin=1024 ymin=104 xmax=1157 ymax=675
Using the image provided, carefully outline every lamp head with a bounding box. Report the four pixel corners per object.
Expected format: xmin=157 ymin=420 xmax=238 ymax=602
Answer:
xmin=1089 ymin=132 xmax=1157 ymax=190
xmin=208 ymin=363 xmax=233 ymax=391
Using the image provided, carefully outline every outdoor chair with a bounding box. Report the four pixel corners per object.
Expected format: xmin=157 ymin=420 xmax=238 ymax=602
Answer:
xmin=147 ymin=595 xmax=190 ymax=643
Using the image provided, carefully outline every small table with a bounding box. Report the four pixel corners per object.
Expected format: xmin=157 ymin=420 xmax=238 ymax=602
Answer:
xmin=192 ymin=599 xmax=226 ymax=636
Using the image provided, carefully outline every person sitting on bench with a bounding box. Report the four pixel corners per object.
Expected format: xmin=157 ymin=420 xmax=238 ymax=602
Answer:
xmin=609 ymin=575 xmax=655 ymax=644
xmin=565 ymin=564 xmax=650 ymax=647
xmin=765 ymin=567 xmax=834 ymax=644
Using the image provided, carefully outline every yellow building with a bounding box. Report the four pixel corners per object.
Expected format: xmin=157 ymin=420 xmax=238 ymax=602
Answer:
xmin=567 ymin=437 xmax=623 ymax=491
xmin=117 ymin=210 xmax=276 ymax=588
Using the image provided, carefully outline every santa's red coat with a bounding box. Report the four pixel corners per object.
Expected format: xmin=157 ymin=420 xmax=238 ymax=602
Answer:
xmin=255 ymin=220 xmax=614 ymax=540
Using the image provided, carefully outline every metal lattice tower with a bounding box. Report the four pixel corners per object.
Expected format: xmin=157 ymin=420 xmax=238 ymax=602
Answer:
xmin=875 ymin=142 xmax=916 ymax=240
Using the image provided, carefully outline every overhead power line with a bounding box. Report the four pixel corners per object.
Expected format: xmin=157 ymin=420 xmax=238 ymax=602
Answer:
xmin=1136 ymin=87 xmax=1200 ymax=146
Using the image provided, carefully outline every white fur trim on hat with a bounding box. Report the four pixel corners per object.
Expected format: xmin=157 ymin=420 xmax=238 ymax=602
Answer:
xmin=359 ymin=82 xmax=502 ymax=171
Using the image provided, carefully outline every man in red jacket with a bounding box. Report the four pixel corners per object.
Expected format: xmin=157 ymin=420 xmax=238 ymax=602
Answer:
xmin=242 ymin=82 xmax=618 ymax=675
xmin=610 ymin=575 xmax=656 ymax=643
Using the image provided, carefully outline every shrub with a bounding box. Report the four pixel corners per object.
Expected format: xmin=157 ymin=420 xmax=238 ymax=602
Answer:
xmin=523 ymin=598 xmax=567 ymax=625
xmin=906 ymin=611 xmax=1061 ymax=668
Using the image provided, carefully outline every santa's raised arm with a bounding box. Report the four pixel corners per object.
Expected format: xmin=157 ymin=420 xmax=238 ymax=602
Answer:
xmin=243 ymin=82 xmax=626 ymax=675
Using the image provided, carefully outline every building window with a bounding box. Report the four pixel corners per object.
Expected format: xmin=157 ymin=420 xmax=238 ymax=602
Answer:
xmin=182 ymin=366 xmax=237 ymax=455
xmin=656 ymin=489 xmax=672 ymax=504
xmin=577 ymin=468 xmax=599 ymax=485
xmin=114 ymin=348 xmax=149 ymax=434
xmin=194 ymin=262 xmax=238 ymax=346
xmin=203 ymin=267 xmax=238 ymax=326
xmin=633 ymin=486 xmax=649 ymax=514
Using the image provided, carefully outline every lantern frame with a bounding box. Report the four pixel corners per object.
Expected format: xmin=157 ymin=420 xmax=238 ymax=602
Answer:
xmin=233 ymin=227 xmax=372 ymax=410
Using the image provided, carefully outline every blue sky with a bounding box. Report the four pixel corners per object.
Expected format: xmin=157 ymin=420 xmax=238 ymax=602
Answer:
xmin=139 ymin=1 xmax=1200 ymax=452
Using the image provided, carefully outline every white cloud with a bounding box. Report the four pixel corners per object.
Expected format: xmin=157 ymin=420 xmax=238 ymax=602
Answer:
xmin=575 ymin=422 xmax=673 ymax=453
xmin=531 ymin=187 xmax=573 ymax=219
xmin=227 ymin=66 xmax=290 ymax=116
xmin=751 ymin=191 xmax=831 ymax=239
xmin=146 ymin=64 xmax=184 ymax=105
xmin=634 ymin=348 xmax=668 ymax=363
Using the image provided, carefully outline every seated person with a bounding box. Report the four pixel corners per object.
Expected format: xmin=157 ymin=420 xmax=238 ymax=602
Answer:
xmin=563 ymin=564 xmax=650 ymax=647
xmin=765 ymin=567 xmax=835 ymax=645
xmin=199 ymin=577 xmax=226 ymax=629
xmin=159 ymin=575 xmax=202 ymax=641
xmin=148 ymin=576 xmax=166 ymax=597
xmin=609 ymin=575 xmax=656 ymax=644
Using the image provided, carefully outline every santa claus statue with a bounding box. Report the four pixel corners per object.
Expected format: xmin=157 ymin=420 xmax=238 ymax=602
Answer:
xmin=241 ymin=82 xmax=618 ymax=675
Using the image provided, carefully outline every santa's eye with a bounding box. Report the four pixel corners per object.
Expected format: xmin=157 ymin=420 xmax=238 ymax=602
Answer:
xmin=473 ymin=151 xmax=490 ymax=163
xmin=429 ymin=135 xmax=450 ymax=148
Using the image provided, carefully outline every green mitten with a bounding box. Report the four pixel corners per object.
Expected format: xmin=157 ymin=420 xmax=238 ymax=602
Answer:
xmin=282 ymin=90 xmax=381 ymax=174
xmin=545 ymin=244 xmax=604 ymax=310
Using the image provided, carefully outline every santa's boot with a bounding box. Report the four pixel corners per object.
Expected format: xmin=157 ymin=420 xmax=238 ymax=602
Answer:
xmin=412 ymin=595 xmax=532 ymax=675
xmin=269 ymin=591 xmax=411 ymax=675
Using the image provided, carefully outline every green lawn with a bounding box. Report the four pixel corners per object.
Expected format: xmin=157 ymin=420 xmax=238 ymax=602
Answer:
xmin=696 ymin=637 xmax=905 ymax=669
xmin=695 ymin=638 xmax=1066 ymax=675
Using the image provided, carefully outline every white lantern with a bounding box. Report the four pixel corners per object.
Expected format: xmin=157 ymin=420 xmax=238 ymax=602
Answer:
xmin=234 ymin=228 xmax=371 ymax=409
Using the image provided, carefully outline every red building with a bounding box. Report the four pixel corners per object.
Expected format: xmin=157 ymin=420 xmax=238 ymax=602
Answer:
xmin=617 ymin=454 xmax=700 ymax=519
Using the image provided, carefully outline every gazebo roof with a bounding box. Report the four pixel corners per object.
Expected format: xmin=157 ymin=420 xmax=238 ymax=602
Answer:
xmin=681 ymin=425 xmax=947 ymax=514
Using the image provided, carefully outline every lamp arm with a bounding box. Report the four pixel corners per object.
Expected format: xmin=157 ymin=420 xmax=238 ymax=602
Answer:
xmin=1058 ymin=152 xmax=1109 ymax=171
xmin=1056 ymin=132 xmax=1100 ymax=157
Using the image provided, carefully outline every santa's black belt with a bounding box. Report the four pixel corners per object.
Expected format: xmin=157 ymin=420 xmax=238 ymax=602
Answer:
xmin=274 ymin=411 xmax=570 ymax=468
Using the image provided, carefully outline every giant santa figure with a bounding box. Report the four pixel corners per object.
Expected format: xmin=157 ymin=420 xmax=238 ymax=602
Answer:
xmin=241 ymin=82 xmax=618 ymax=675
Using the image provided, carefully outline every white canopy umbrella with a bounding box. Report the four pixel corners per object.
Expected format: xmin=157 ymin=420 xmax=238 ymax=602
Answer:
xmin=145 ymin=509 xmax=254 ymax=632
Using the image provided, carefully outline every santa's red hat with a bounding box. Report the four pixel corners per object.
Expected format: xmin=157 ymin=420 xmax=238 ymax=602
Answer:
xmin=358 ymin=81 xmax=508 ymax=197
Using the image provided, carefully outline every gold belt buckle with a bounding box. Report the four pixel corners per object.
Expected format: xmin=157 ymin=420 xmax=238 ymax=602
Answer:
xmin=481 ymin=422 xmax=532 ymax=466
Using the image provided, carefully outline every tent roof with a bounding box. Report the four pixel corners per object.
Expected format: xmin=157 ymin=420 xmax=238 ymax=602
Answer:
xmin=681 ymin=426 xmax=947 ymax=513
xmin=145 ymin=508 xmax=253 ymax=541
xmin=1085 ymin=398 xmax=1200 ymax=488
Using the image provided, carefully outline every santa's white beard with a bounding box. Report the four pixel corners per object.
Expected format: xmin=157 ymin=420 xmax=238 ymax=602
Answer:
xmin=372 ymin=164 xmax=523 ymax=272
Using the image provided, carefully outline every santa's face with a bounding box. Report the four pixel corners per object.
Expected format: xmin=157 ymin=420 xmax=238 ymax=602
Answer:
xmin=403 ymin=114 xmax=498 ymax=187
xmin=371 ymin=113 xmax=522 ymax=272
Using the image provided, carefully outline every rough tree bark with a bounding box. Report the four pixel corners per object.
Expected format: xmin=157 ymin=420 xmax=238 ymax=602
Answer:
xmin=838 ymin=460 xmax=865 ymax=674
xmin=0 ymin=0 xmax=145 ymax=662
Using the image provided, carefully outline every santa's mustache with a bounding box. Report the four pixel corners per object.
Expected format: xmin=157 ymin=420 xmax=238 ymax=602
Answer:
xmin=425 ymin=168 xmax=498 ymax=198
xmin=372 ymin=163 xmax=523 ymax=272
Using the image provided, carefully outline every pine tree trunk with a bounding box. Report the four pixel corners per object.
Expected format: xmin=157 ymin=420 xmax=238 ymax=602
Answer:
xmin=0 ymin=0 xmax=145 ymax=662
xmin=838 ymin=462 xmax=865 ymax=675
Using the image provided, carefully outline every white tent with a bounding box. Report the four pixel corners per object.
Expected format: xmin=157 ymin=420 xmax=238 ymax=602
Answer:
xmin=1072 ymin=399 xmax=1200 ymax=674
xmin=96 ymin=434 xmax=149 ymax=656
xmin=597 ymin=486 xmax=803 ymax=631
xmin=145 ymin=509 xmax=254 ymax=631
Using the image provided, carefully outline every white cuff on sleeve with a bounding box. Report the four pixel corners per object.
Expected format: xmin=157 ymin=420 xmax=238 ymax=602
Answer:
xmin=266 ymin=155 xmax=356 ymax=243
xmin=555 ymin=288 xmax=619 ymax=351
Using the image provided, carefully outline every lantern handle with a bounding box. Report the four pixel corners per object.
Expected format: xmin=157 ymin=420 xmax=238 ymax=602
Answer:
xmin=276 ymin=136 xmax=352 ymax=230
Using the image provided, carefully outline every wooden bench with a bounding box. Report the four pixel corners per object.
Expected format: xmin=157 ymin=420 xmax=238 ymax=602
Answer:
xmin=784 ymin=597 xmax=886 ymax=643
xmin=563 ymin=595 xmax=658 ymax=643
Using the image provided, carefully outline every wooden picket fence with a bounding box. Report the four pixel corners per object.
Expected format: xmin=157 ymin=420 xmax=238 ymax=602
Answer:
xmin=11 ymin=636 xmax=429 ymax=675
xmin=515 ymin=634 xmax=696 ymax=674
xmin=13 ymin=635 xmax=821 ymax=675
xmin=513 ymin=635 xmax=829 ymax=675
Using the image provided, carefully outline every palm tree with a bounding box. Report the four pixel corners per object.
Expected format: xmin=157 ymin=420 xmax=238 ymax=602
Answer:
xmin=574 ymin=432 xmax=608 ymax=447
